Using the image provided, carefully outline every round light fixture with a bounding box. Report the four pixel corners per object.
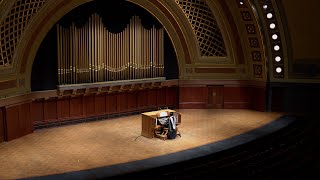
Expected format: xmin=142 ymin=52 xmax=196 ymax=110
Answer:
xmin=276 ymin=67 xmax=282 ymax=73
xmin=272 ymin=34 xmax=278 ymax=40
xmin=270 ymin=23 xmax=276 ymax=29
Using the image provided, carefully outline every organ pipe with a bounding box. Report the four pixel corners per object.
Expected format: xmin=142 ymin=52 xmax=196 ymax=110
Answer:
xmin=57 ymin=14 xmax=165 ymax=85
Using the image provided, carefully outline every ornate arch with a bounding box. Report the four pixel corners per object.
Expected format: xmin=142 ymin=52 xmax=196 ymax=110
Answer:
xmin=248 ymin=0 xmax=287 ymax=81
xmin=0 ymin=0 xmax=290 ymax=97
xmin=11 ymin=0 xmax=191 ymax=91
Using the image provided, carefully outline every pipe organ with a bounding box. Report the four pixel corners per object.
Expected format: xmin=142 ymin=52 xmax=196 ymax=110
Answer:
xmin=57 ymin=14 xmax=165 ymax=85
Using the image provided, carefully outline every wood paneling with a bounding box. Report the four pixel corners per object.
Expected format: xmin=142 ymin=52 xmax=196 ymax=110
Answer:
xmin=223 ymin=87 xmax=251 ymax=109
xmin=31 ymin=100 xmax=44 ymax=123
xmin=147 ymin=89 xmax=157 ymax=107
xmin=70 ymin=96 xmax=83 ymax=118
xmin=6 ymin=106 xmax=19 ymax=141
xmin=95 ymin=94 xmax=106 ymax=115
xmin=57 ymin=97 xmax=70 ymax=120
xmin=0 ymin=108 xmax=4 ymax=142
xmin=20 ymin=103 xmax=33 ymax=135
xmin=117 ymin=93 xmax=128 ymax=113
xmin=84 ymin=95 xmax=95 ymax=115
xmin=127 ymin=92 xmax=137 ymax=110
xmin=179 ymin=86 xmax=207 ymax=108
xmin=179 ymin=85 xmax=264 ymax=110
xmin=106 ymin=94 xmax=117 ymax=114
xmin=44 ymin=99 xmax=57 ymax=121
xmin=166 ymin=87 xmax=178 ymax=107
xmin=157 ymin=88 xmax=167 ymax=106
xmin=137 ymin=90 xmax=148 ymax=108
xmin=5 ymin=102 xmax=33 ymax=141
xmin=0 ymin=85 xmax=180 ymax=142
xmin=207 ymin=86 xmax=224 ymax=109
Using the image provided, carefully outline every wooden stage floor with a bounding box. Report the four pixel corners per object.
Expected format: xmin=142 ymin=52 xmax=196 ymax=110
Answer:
xmin=0 ymin=109 xmax=291 ymax=179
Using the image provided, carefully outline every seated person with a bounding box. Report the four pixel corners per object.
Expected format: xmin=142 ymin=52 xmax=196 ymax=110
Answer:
xmin=167 ymin=112 xmax=177 ymax=139
xmin=156 ymin=112 xmax=178 ymax=139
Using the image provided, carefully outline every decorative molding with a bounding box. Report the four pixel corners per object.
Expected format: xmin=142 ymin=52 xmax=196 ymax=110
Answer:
xmin=0 ymin=0 xmax=47 ymax=69
xmin=249 ymin=0 xmax=285 ymax=79
xmin=195 ymin=68 xmax=236 ymax=74
xmin=0 ymin=80 xmax=16 ymax=90
xmin=236 ymin=0 xmax=266 ymax=80
xmin=57 ymin=78 xmax=177 ymax=97
xmin=175 ymin=0 xmax=227 ymax=57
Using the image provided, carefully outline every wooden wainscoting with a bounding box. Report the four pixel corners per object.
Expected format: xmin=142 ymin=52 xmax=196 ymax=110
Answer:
xmin=30 ymin=87 xmax=178 ymax=128
xmin=0 ymin=107 xmax=4 ymax=142
xmin=178 ymin=81 xmax=266 ymax=111
xmin=223 ymin=86 xmax=251 ymax=109
xmin=179 ymin=86 xmax=208 ymax=109
xmin=5 ymin=101 xmax=33 ymax=141
xmin=207 ymin=86 xmax=224 ymax=109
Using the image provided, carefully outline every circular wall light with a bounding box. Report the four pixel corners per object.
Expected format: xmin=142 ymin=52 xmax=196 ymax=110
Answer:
xmin=276 ymin=67 xmax=282 ymax=73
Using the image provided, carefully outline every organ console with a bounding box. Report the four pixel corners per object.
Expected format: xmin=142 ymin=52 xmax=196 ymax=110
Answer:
xmin=141 ymin=109 xmax=181 ymax=139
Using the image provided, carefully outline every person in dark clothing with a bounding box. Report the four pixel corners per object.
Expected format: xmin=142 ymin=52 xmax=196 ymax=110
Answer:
xmin=167 ymin=112 xmax=177 ymax=139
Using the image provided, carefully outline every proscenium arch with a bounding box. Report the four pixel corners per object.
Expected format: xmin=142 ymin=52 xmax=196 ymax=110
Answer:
xmin=18 ymin=0 xmax=188 ymax=91
xmin=8 ymin=0 xmax=283 ymax=93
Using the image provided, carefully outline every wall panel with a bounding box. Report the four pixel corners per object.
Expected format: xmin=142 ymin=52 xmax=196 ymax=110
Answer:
xmin=20 ymin=103 xmax=33 ymax=136
xmin=95 ymin=94 xmax=106 ymax=115
xmin=157 ymin=88 xmax=167 ymax=106
xmin=207 ymin=86 xmax=224 ymax=109
xmin=223 ymin=87 xmax=251 ymax=109
xmin=70 ymin=96 xmax=83 ymax=118
xmin=44 ymin=98 xmax=58 ymax=121
xmin=84 ymin=95 xmax=95 ymax=116
xmin=117 ymin=93 xmax=128 ymax=113
xmin=147 ymin=89 xmax=158 ymax=107
xmin=6 ymin=105 xmax=20 ymax=141
xmin=127 ymin=91 xmax=138 ymax=110
xmin=179 ymin=86 xmax=207 ymax=108
xmin=106 ymin=94 xmax=117 ymax=114
xmin=137 ymin=90 xmax=148 ymax=109
xmin=166 ymin=86 xmax=179 ymax=108
xmin=0 ymin=108 xmax=4 ymax=142
xmin=31 ymin=100 xmax=44 ymax=124
xmin=5 ymin=102 xmax=33 ymax=141
xmin=57 ymin=97 xmax=70 ymax=120
xmin=178 ymin=84 xmax=264 ymax=110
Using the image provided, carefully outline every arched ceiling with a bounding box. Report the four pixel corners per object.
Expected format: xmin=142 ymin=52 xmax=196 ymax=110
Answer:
xmin=0 ymin=0 xmax=298 ymax=99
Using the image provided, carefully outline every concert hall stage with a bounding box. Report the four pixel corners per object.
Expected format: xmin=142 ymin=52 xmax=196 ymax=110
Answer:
xmin=0 ymin=109 xmax=294 ymax=179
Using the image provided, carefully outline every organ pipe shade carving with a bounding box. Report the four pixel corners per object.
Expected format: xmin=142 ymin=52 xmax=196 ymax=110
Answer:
xmin=0 ymin=0 xmax=47 ymax=67
xmin=57 ymin=14 xmax=165 ymax=85
xmin=175 ymin=0 xmax=227 ymax=57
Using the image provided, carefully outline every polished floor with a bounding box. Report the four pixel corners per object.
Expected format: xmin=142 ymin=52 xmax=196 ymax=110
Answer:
xmin=0 ymin=109 xmax=286 ymax=179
